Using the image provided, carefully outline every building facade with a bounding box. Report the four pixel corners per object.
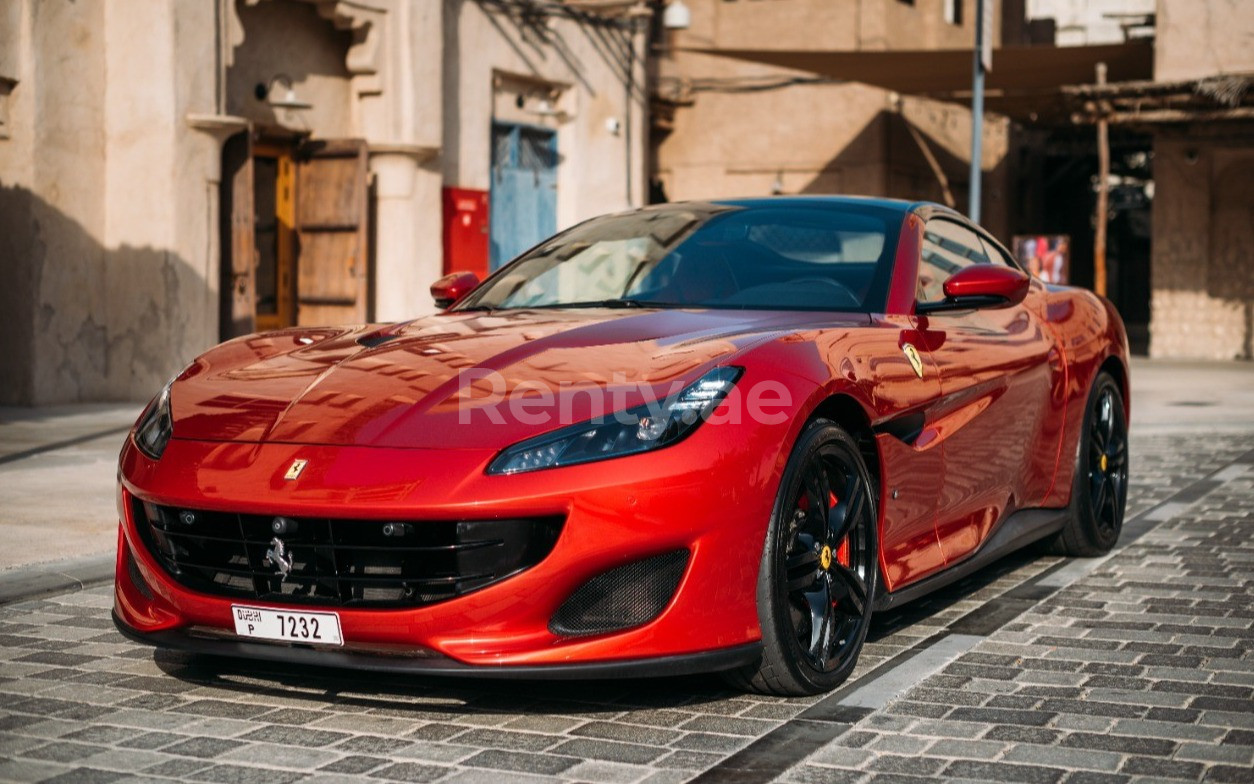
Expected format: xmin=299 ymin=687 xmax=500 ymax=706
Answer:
xmin=652 ymin=0 xmax=1014 ymax=241
xmin=653 ymin=0 xmax=1254 ymax=360
xmin=0 ymin=0 xmax=649 ymax=405
xmin=1148 ymin=0 xmax=1254 ymax=360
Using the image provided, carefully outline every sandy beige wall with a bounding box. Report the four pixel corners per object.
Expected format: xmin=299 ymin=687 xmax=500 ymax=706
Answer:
xmin=1150 ymin=134 xmax=1254 ymax=359
xmin=655 ymin=0 xmax=1011 ymax=241
xmin=1155 ymin=0 xmax=1254 ymax=82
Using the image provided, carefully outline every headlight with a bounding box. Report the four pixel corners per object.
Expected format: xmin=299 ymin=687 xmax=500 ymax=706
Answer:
xmin=133 ymin=379 xmax=174 ymax=460
xmin=487 ymin=366 xmax=742 ymax=475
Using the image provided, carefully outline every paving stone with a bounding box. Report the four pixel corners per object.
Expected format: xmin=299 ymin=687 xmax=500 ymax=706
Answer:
xmin=865 ymin=754 xmax=947 ymax=777
xmin=36 ymin=768 xmax=125 ymax=784
xmin=570 ymin=719 xmax=681 ymax=746
xmin=942 ymin=759 xmax=1066 ymax=783
xmin=462 ymin=748 xmax=578 ymax=775
xmin=21 ymin=741 xmax=106 ymax=763
xmin=318 ymin=755 xmax=388 ymax=775
xmin=219 ymin=741 xmax=341 ymax=769
xmin=654 ymin=749 xmax=724 ymax=770
xmin=161 ymin=736 xmax=243 ymax=759
xmin=241 ymin=724 xmax=352 ymax=748
xmin=550 ymin=737 xmax=665 ymax=764
xmin=186 ymin=763 xmax=306 ymax=783
xmin=1118 ymin=756 xmax=1205 ymax=780
xmin=561 ymin=759 xmax=654 ymax=783
xmin=367 ymin=762 xmax=451 ymax=782
xmin=1003 ymin=743 xmax=1123 ymax=771
xmin=447 ymin=727 xmax=555 ymax=752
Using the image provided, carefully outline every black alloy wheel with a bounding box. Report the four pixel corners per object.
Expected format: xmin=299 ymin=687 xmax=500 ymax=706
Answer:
xmin=727 ymin=419 xmax=878 ymax=695
xmin=1042 ymin=371 xmax=1128 ymax=557
xmin=1088 ymin=380 xmax=1129 ymax=539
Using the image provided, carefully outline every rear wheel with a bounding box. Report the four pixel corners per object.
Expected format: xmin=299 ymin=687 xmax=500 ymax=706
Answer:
xmin=1043 ymin=371 xmax=1128 ymax=556
xmin=725 ymin=419 xmax=878 ymax=696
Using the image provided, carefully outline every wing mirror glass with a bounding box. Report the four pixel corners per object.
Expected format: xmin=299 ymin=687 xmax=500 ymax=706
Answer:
xmin=916 ymin=265 xmax=1031 ymax=314
xmin=431 ymin=271 xmax=481 ymax=309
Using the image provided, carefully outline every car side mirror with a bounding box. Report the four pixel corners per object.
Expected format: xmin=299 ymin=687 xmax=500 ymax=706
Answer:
xmin=916 ymin=265 xmax=1031 ymax=314
xmin=431 ymin=271 xmax=481 ymax=309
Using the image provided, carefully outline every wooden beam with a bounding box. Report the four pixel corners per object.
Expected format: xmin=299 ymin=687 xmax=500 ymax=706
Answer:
xmin=1094 ymin=62 xmax=1109 ymax=299
xmin=1101 ymin=107 xmax=1254 ymax=124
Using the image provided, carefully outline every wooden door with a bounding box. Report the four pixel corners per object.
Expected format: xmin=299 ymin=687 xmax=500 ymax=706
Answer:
xmin=252 ymin=142 xmax=297 ymax=332
xmin=294 ymin=139 xmax=370 ymax=326
xmin=220 ymin=132 xmax=256 ymax=340
xmin=489 ymin=123 xmax=557 ymax=270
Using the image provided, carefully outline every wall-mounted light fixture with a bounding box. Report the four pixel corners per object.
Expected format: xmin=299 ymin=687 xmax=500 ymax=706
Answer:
xmin=663 ymin=0 xmax=691 ymax=30
xmin=254 ymin=74 xmax=312 ymax=111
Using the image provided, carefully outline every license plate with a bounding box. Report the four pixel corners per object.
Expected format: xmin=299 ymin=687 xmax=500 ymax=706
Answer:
xmin=231 ymin=605 xmax=343 ymax=646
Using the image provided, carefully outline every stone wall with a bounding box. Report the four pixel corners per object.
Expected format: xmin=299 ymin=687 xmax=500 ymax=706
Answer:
xmin=1150 ymin=133 xmax=1254 ymax=360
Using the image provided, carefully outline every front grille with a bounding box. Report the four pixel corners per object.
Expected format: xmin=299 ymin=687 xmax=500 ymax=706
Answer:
xmin=132 ymin=500 xmax=562 ymax=608
xmin=549 ymin=550 xmax=689 ymax=637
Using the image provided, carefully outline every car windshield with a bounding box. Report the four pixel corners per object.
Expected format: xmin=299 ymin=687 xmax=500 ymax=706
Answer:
xmin=454 ymin=202 xmax=903 ymax=313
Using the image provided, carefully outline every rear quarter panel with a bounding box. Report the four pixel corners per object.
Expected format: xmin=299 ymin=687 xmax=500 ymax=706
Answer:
xmin=1029 ymin=286 xmax=1130 ymax=508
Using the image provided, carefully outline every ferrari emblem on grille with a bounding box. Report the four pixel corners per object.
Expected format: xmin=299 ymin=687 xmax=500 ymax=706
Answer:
xmin=284 ymin=459 xmax=308 ymax=481
xmin=902 ymin=343 xmax=924 ymax=379
xmin=264 ymin=537 xmax=294 ymax=579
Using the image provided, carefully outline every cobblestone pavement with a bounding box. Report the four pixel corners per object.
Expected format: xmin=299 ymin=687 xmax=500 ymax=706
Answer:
xmin=0 ymin=430 xmax=1251 ymax=784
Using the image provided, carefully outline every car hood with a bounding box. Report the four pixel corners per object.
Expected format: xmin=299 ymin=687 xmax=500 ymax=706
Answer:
xmin=170 ymin=308 xmax=867 ymax=449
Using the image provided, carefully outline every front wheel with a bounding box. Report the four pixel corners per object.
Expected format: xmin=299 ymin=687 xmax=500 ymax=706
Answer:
xmin=725 ymin=419 xmax=879 ymax=696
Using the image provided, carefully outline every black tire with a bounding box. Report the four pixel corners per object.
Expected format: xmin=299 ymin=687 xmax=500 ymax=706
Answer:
xmin=724 ymin=419 xmax=879 ymax=696
xmin=1042 ymin=371 xmax=1128 ymax=557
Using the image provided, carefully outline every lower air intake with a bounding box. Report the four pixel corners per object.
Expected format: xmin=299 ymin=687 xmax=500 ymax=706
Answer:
xmin=549 ymin=550 xmax=689 ymax=637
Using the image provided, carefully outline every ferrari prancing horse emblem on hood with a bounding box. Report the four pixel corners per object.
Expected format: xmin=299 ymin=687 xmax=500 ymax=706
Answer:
xmin=902 ymin=343 xmax=924 ymax=379
xmin=284 ymin=459 xmax=308 ymax=481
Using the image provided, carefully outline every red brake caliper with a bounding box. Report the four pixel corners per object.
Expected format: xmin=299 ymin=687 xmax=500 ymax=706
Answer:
xmin=831 ymin=491 xmax=850 ymax=567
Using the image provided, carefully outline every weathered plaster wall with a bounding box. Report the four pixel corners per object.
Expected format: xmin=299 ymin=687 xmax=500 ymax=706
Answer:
xmin=1155 ymin=0 xmax=1254 ymax=82
xmin=0 ymin=0 xmax=649 ymax=403
xmin=0 ymin=0 xmax=110 ymax=405
xmin=0 ymin=1 xmax=226 ymax=404
xmin=1150 ymin=134 xmax=1254 ymax=360
xmin=227 ymin=0 xmax=355 ymax=138
xmin=371 ymin=0 xmax=444 ymax=323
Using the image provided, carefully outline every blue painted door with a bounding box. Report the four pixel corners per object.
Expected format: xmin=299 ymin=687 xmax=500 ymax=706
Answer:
xmin=490 ymin=123 xmax=557 ymax=270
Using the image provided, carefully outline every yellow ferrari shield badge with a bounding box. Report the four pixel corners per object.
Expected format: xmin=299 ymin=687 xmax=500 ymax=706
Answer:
xmin=902 ymin=343 xmax=924 ymax=379
xmin=284 ymin=459 xmax=308 ymax=481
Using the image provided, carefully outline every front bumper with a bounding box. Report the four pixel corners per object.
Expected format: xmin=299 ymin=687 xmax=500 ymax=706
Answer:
xmin=111 ymin=609 xmax=760 ymax=679
xmin=114 ymin=420 xmax=789 ymax=672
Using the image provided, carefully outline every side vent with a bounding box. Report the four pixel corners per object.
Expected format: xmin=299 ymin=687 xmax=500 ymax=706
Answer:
xmin=550 ymin=550 xmax=689 ymax=637
xmin=125 ymin=547 xmax=155 ymax=600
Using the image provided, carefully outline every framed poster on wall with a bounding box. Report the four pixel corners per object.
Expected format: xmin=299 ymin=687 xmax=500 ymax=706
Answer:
xmin=1014 ymin=235 xmax=1071 ymax=285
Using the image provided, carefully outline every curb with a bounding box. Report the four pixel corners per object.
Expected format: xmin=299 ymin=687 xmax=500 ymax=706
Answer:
xmin=0 ymin=552 xmax=114 ymax=605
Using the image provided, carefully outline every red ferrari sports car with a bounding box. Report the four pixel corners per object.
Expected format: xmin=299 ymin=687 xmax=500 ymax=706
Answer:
xmin=114 ymin=197 xmax=1130 ymax=695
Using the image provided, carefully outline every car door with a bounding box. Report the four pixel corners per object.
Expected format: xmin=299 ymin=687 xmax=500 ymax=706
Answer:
xmin=914 ymin=217 xmax=1057 ymax=563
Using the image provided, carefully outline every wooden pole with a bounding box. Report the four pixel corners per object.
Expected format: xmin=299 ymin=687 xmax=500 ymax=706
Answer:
xmin=1094 ymin=62 xmax=1109 ymax=298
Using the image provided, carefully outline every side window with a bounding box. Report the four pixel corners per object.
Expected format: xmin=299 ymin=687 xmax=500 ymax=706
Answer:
xmin=917 ymin=219 xmax=988 ymax=304
xmin=979 ymin=235 xmax=1018 ymax=270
